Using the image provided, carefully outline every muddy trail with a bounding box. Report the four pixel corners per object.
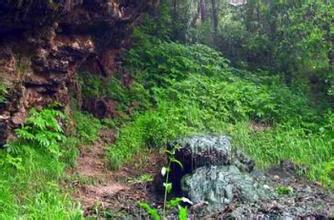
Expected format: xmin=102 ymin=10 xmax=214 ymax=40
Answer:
xmin=66 ymin=131 xmax=334 ymax=219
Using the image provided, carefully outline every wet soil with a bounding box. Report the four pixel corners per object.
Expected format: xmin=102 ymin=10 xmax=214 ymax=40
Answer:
xmin=66 ymin=129 xmax=165 ymax=218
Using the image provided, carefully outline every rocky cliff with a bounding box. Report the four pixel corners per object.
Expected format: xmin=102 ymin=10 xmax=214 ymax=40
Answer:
xmin=0 ymin=0 xmax=158 ymax=145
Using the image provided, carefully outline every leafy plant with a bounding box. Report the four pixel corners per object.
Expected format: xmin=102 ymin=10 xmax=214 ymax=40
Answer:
xmin=161 ymin=147 xmax=185 ymax=217
xmin=107 ymin=38 xmax=333 ymax=189
xmin=138 ymin=202 xmax=161 ymax=220
xmin=138 ymin=146 xmax=190 ymax=220
xmin=107 ymin=102 xmax=191 ymax=170
xmin=320 ymin=160 xmax=334 ymax=189
xmin=0 ymin=107 xmax=83 ymax=219
xmin=78 ymin=72 xmax=150 ymax=112
xmin=7 ymin=108 xmax=66 ymax=158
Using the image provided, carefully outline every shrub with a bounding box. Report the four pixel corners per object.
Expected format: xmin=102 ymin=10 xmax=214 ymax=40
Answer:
xmin=125 ymin=42 xmax=229 ymax=89
xmin=7 ymin=108 xmax=66 ymax=158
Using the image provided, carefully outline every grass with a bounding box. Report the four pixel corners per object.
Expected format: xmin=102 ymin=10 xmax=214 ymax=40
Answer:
xmin=106 ymin=40 xmax=334 ymax=189
xmin=0 ymin=108 xmax=84 ymax=219
xmin=0 ymin=29 xmax=332 ymax=219
xmin=127 ymin=174 xmax=154 ymax=185
xmin=72 ymin=111 xmax=102 ymax=144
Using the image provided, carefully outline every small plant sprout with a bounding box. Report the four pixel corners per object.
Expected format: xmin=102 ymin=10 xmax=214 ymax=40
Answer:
xmin=161 ymin=146 xmax=184 ymax=218
xmin=139 ymin=145 xmax=191 ymax=219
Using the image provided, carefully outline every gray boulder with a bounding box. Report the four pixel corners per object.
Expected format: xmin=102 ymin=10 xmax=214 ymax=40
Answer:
xmin=167 ymin=135 xmax=254 ymax=192
xmin=181 ymin=165 xmax=271 ymax=212
xmin=168 ymin=135 xmax=233 ymax=192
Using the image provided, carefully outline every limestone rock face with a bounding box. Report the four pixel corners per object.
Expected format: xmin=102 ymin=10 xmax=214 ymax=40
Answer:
xmin=0 ymin=0 xmax=158 ymax=145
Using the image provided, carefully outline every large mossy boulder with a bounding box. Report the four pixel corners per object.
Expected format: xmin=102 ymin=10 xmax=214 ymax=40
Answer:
xmin=168 ymin=135 xmax=232 ymax=192
xmin=166 ymin=135 xmax=268 ymax=212
xmin=168 ymin=135 xmax=254 ymax=192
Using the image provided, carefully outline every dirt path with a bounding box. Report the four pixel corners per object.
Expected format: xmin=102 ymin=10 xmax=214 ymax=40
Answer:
xmin=67 ymin=129 xmax=165 ymax=217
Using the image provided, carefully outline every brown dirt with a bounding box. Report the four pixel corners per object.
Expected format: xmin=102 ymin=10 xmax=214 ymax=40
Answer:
xmin=67 ymin=129 xmax=166 ymax=217
xmin=250 ymin=121 xmax=272 ymax=132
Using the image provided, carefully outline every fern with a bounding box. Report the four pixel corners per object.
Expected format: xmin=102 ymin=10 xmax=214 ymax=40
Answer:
xmin=7 ymin=108 xmax=66 ymax=158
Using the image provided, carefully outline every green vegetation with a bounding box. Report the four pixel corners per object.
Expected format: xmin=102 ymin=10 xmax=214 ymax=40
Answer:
xmin=72 ymin=111 xmax=102 ymax=144
xmin=1 ymin=1 xmax=333 ymax=218
xmin=139 ymin=147 xmax=190 ymax=220
xmin=127 ymin=174 xmax=154 ymax=185
xmin=78 ymin=72 xmax=150 ymax=112
xmin=276 ymin=185 xmax=294 ymax=196
xmin=0 ymin=107 xmax=83 ymax=219
xmin=107 ymin=35 xmax=334 ymax=188
xmin=164 ymin=0 xmax=334 ymax=100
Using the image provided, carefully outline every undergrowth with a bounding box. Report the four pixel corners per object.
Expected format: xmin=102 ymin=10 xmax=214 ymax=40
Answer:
xmin=72 ymin=111 xmax=102 ymax=144
xmin=107 ymin=37 xmax=334 ymax=188
xmin=0 ymin=107 xmax=83 ymax=219
xmin=78 ymin=72 xmax=150 ymax=112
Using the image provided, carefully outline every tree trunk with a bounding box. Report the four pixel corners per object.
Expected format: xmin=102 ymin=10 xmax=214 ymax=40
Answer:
xmin=211 ymin=0 xmax=219 ymax=33
xmin=200 ymin=0 xmax=206 ymax=21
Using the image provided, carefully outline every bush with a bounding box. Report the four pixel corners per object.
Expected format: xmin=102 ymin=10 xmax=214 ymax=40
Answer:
xmin=125 ymin=42 xmax=229 ymax=89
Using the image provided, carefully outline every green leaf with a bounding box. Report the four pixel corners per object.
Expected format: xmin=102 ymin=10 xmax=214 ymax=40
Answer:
xmin=178 ymin=206 xmax=188 ymax=220
xmin=163 ymin=183 xmax=172 ymax=193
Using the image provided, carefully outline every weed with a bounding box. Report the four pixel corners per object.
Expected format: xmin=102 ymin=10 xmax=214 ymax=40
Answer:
xmin=78 ymin=72 xmax=150 ymax=112
xmin=276 ymin=185 xmax=294 ymax=196
xmin=319 ymin=160 xmax=334 ymax=189
xmin=65 ymin=174 xmax=98 ymax=186
xmin=138 ymin=202 xmax=161 ymax=220
xmin=107 ymin=103 xmax=192 ymax=170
